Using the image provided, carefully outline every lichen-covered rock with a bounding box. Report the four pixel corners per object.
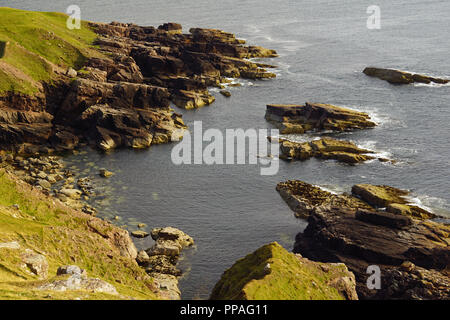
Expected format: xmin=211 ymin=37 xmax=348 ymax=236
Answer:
xmin=21 ymin=249 xmax=48 ymax=279
xmin=141 ymin=227 xmax=194 ymax=300
xmin=38 ymin=265 xmax=118 ymax=295
xmin=280 ymin=137 xmax=376 ymax=164
xmin=276 ymin=180 xmax=373 ymax=218
xmin=363 ymin=67 xmax=449 ymax=85
xmin=266 ymin=103 xmax=376 ymax=134
xmin=294 ymin=205 xmax=450 ymax=299
xmin=210 ymin=242 xmax=358 ymax=300
xmin=352 ymin=184 xmax=436 ymax=220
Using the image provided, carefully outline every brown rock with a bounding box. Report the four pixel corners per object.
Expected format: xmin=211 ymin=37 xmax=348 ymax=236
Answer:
xmin=280 ymin=137 xmax=375 ymax=164
xmin=266 ymin=103 xmax=376 ymax=134
xmin=363 ymin=67 xmax=449 ymax=85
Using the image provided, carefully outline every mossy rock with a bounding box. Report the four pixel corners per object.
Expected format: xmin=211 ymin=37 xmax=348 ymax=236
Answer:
xmin=352 ymin=184 xmax=409 ymax=208
xmin=387 ymin=203 xmax=436 ymax=220
xmin=210 ymin=242 xmax=358 ymax=300
xmin=277 ymin=180 xmax=373 ymax=218
xmin=0 ymin=41 xmax=6 ymax=59
xmin=352 ymin=184 xmax=435 ymax=220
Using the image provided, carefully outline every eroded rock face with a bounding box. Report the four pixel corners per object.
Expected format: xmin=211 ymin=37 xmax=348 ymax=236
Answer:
xmin=38 ymin=265 xmax=118 ymax=295
xmin=352 ymin=184 xmax=436 ymax=220
xmin=265 ymin=103 xmax=376 ymax=134
xmin=363 ymin=67 xmax=449 ymax=85
xmin=280 ymin=137 xmax=376 ymax=164
xmin=210 ymin=242 xmax=358 ymax=300
xmin=278 ymin=180 xmax=449 ymax=299
xmin=0 ymin=21 xmax=277 ymax=153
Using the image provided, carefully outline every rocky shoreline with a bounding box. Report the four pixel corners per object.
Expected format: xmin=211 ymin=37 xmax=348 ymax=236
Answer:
xmin=0 ymin=21 xmax=277 ymax=154
xmin=0 ymin=15 xmax=278 ymax=300
xmin=276 ymin=180 xmax=449 ymax=299
xmin=1 ymin=7 xmax=449 ymax=301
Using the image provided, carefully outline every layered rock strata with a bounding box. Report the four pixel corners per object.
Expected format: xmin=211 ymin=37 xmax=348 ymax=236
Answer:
xmin=265 ymin=103 xmax=376 ymax=134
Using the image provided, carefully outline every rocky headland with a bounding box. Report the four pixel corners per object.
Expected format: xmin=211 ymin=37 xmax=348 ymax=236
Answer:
xmin=0 ymin=8 xmax=276 ymax=300
xmin=276 ymin=180 xmax=449 ymax=299
xmin=363 ymin=67 xmax=449 ymax=85
xmin=210 ymin=242 xmax=358 ymax=300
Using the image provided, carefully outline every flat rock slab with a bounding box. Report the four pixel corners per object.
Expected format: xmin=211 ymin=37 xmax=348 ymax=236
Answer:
xmin=363 ymin=67 xmax=449 ymax=85
xmin=265 ymin=103 xmax=376 ymax=134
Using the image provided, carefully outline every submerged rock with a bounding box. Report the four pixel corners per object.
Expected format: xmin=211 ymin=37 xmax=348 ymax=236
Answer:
xmin=210 ymin=242 xmax=358 ymax=300
xmin=0 ymin=21 xmax=277 ymax=153
xmin=219 ymin=90 xmax=231 ymax=97
xmin=363 ymin=67 xmax=449 ymax=85
xmin=38 ymin=265 xmax=118 ymax=295
xmin=99 ymin=168 xmax=114 ymax=178
xmin=280 ymin=137 xmax=375 ymax=164
xmin=265 ymin=103 xmax=376 ymax=134
xmin=277 ymin=180 xmax=449 ymax=299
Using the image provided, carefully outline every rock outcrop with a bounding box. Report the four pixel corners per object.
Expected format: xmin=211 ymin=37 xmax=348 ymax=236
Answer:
xmin=136 ymin=227 xmax=194 ymax=300
xmin=276 ymin=180 xmax=373 ymax=219
xmin=277 ymin=180 xmax=436 ymax=220
xmin=38 ymin=265 xmax=118 ymax=295
xmin=279 ymin=137 xmax=378 ymax=164
xmin=294 ymin=206 xmax=450 ymax=299
xmin=265 ymin=103 xmax=376 ymax=134
xmin=210 ymin=242 xmax=358 ymax=300
xmin=277 ymin=180 xmax=449 ymax=299
xmin=363 ymin=67 xmax=449 ymax=85
xmin=0 ymin=21 xmax=277 ymax=153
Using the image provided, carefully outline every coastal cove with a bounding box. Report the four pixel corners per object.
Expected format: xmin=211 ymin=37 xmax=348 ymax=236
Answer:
xmin=3 ymin=0 xmax=450 ymax=300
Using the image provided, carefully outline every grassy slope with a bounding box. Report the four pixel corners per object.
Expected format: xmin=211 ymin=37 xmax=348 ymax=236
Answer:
xmin=0 ymin=170 xmax=159 ymax=300
xmin=210 ymin=242 xmax=347 ymax=300
xmin=0 ymin=7 xmax=102 ymax=94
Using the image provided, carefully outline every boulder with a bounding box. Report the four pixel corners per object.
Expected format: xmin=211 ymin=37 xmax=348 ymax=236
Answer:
xmin=266 ymin=103 xmax=376 ymax=134
xmin=131 ymin=230 xmax=149 ymax=239
xmin=21 ymin=249 xmax=48 ymax=279
xmin=99 ymin=168 xmax=114 ymax=178
xmin=60 ymin=188 xmax=82 ymax=200
xmin=210 ymin=242 xmax=358 ymax=300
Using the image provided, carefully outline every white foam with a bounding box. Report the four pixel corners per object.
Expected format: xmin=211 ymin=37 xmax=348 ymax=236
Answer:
xmin=414 ymin=82 xmax=450 ymax=88
xmin=357 ymin=140 xmax=393 ymax=160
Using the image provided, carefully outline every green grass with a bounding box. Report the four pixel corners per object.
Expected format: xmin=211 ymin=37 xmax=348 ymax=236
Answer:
xmin=210 ymin=242 xmax=347 ymax=300
xmin=0 ymin=170 xmax=159 ymax=300
xmin=0 ymin=7 xmax=102 ymax=94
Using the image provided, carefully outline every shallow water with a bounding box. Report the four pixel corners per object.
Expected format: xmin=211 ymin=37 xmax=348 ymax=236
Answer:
xmin=7 ymin=0 xmax=450 ymax=299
